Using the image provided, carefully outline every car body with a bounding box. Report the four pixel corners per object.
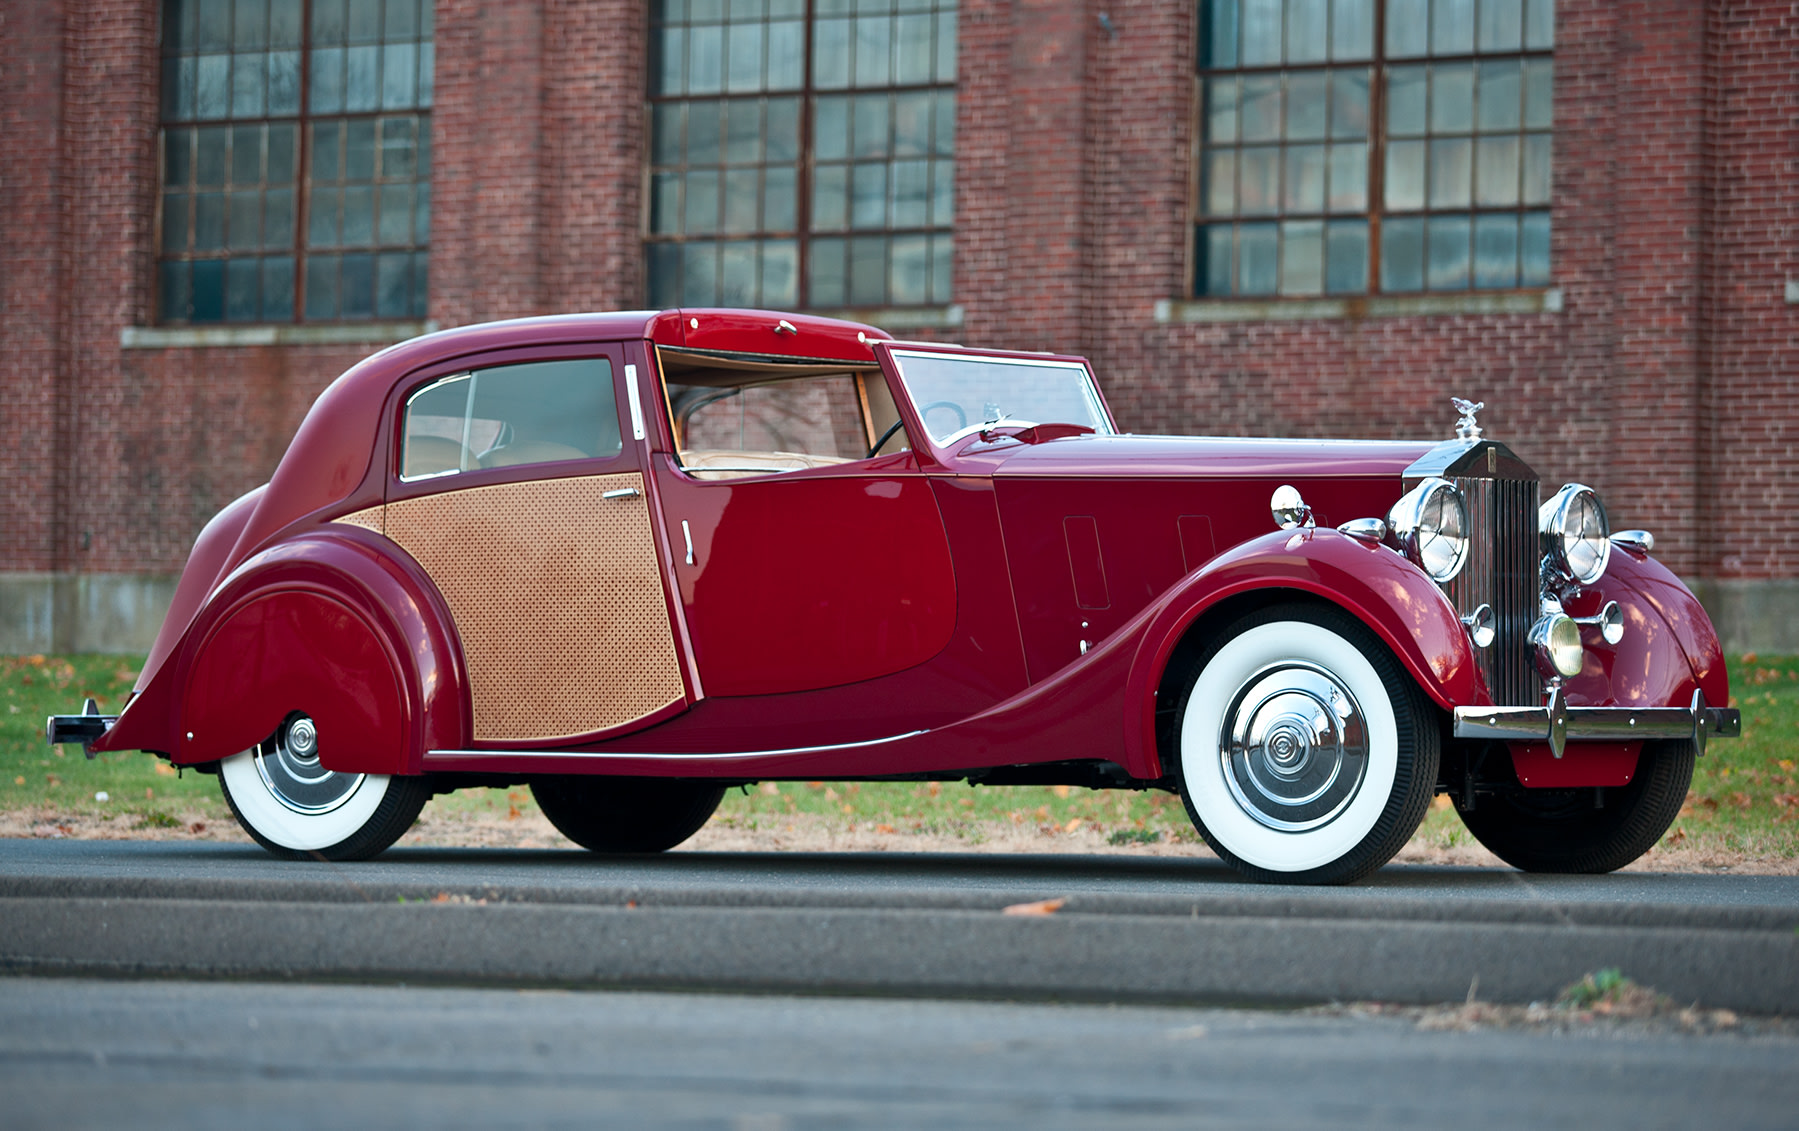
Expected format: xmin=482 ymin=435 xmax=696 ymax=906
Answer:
xmin=50 ymin=308 xmax=1740 ymax=882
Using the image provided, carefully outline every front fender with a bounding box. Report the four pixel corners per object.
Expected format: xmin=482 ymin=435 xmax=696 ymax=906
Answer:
xmin=1122 ymin=526 xmax=1480 ymax=776
xmin=1561 ymin=546 xmax=1729 ymax=710
xmin=151 ymin=526 xmax=468 ymax=772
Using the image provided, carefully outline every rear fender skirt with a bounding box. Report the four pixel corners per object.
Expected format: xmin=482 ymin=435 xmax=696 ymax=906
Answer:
xmin=145 ymin=527 xmax=468 ymax=773
xmin=1122 ymin=526 xmax=1481 ymax=778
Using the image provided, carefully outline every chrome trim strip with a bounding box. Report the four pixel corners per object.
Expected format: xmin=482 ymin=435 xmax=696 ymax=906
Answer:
xmin=602 ymin=487 xmax=640 ymax=500
xmin=425 ymin=729 xmax=930 ymax=763
xmin=626 ymin=363 xmax=646 ymax=441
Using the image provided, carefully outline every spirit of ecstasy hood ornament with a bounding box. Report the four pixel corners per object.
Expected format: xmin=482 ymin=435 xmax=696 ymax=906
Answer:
xmin=1452 ymin=397 xmax=1485 ymax=441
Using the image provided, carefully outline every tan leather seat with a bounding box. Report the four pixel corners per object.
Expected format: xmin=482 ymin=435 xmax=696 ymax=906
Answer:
xmin=402 ymin=434 xmax=470 ymax=478
xmin=477 ymin=440 xmax=590 ymax=468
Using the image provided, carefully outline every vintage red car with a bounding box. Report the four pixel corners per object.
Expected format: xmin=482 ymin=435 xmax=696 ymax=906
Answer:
xmin=51 ymin=308 xmax=1738 ymax=883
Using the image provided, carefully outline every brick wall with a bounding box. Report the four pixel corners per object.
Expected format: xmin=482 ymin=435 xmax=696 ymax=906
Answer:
xmin=1 ymin=0 xmax=1794 ymax=636
xmin=1704 ymin=0 xmax=1799 ymax=583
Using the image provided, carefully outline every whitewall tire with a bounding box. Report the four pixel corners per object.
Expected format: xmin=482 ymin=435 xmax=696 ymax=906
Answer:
xmin=219 ymin=714 xmax=430 ymax=861
xmin=1175 ymin=604 xmax=1438 ymax=885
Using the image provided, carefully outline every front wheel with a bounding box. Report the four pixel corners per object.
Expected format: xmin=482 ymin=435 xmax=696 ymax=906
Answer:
xmin=1174 ymin=604 xmax=1440 ymax=885
xmin=531 ymin=776 xmax=725 ymax=853
xmin=219 ymin=713 xmax=431 ymax=861
xmin=1455 ymin=739 xmax=1694 ymax=873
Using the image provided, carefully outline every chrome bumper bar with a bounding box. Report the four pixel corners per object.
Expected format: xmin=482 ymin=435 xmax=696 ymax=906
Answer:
xmin=1453 ymin=688 xmax=1741 ymax=759
xmin=46 ymin=698 xmax=117 ymax=758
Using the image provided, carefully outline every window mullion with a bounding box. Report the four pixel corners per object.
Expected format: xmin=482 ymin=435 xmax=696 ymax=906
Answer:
xmin=1368 ymin=0 xmax=1386 ymax=295
xmin=798 ymin=0 xmax=815 ymax=309
xmin=294 ymin=0 xmax=314 ymax=321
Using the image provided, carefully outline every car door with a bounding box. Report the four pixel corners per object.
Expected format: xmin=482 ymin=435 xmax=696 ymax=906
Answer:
xmin=645 ymin=353 xmax=959 ymax=698
xmin=369 ymin=346 xmax=690 ymax=745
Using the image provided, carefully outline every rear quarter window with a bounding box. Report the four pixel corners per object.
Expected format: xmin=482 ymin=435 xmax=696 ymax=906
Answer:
xmin=401 ymin=358 xmax=621 ymax=480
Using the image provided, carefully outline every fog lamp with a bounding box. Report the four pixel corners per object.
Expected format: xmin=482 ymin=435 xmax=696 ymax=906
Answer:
xmin=1530 ymin=613 xmax=1585 ymax=679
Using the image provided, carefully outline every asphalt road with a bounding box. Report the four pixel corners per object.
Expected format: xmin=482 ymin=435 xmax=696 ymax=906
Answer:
xmin=5 ymin=840 xmax=1799 ymax=1012
xmin=5 ymin=977 xmax=1798 ymax=1130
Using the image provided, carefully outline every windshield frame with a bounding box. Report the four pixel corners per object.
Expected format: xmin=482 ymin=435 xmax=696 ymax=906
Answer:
xmin=883 ymin=347 xmax=1117 ymax=454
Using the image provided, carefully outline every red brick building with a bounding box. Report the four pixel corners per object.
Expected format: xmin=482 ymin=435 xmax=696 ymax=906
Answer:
xmin=2 ymin=0 xmax=1794 ymax=652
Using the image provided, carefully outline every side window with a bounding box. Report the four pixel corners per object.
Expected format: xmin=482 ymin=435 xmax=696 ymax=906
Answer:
xmin=667 ymin=372 xmax=875 ymax=479
xmin=401 ymin=358 xmax=621 ymax=480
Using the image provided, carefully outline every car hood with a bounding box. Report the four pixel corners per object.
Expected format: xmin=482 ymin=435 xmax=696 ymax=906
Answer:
xmin=980 ymin=434 xmax=1438 ymax=479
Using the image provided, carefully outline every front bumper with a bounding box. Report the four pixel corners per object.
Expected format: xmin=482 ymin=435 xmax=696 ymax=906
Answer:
xmin=1453 ymin=687 xmax=1740 ymax=759
xmin=46 ymin=699 xmax=118 ymax=757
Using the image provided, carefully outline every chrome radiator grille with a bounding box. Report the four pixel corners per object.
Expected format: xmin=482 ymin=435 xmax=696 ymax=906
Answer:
xmin=1446 ymin=474 xmax=1541 ymax=706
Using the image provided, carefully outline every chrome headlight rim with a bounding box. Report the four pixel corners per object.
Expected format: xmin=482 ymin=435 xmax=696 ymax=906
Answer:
xmin=1541 ymin=483 xmax=1611 ymax=585
xmin=1386 ymin=478 xmax=1470 ymax=583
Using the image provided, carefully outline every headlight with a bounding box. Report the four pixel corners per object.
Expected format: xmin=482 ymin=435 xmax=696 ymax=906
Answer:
xmin=1530 ymin=613 xmax=1585 ymax=678
xmin=1541 ymin=484 xmax=1611 ymax=584
xmin=1386 ymin=478 xmax=1469 ymax=582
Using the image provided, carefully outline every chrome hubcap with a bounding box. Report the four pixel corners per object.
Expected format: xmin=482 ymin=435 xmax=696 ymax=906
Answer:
xmin=1220 ymin=664 xmax=1369 ymax=832
xmin=255 ymin=714 xmax=363 ymax=815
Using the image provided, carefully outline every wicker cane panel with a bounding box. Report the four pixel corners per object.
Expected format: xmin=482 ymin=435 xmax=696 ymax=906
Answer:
xmin=333 ymin=507 xmax=385 ymax=534
xmin=380 ymin=473 xmax=685 ymax=741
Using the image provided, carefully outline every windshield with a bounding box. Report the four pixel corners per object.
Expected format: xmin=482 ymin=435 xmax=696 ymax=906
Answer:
xmin=888 ymin=350 xmax=1114 ymax=445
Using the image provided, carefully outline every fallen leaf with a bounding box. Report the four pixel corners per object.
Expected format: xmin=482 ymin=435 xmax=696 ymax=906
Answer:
xmin=1742 ymin=651 xmax=1758 ymax=665
xmin=506 ymin=803 xmax=521 ymax=821
xmin=758 ymin=781 xmax=780 ymax=795
xmin=145 ymin=788 xmax=155 ymax=800
xmin=875 ymin=823 xmax=896 ymax=834
xmin=926 ymin=781 xmax=941 ymax=798
xmin=1063 ymin=817 xmax=1083 ymax=833
xmin=1003 ymin=898 xmax=1066 ymax=916
xmin=154 ymin=762 xmax=178 ymax=777
xmin=12 ymin=777 xmax=23 ymax=786
xmin=1051 ymin=784 xmax=1071 ymax=798
xmin=188 ymin=822 xmax=206 ymax=834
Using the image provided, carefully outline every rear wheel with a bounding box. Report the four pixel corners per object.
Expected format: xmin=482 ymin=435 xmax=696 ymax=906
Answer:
xmin=1455 ymin=739 xmax=1694 ymax=873
xmin=1173 ymin=604 xmax=1439 ymax=885
xmin=531 ymin=776 xmax=725 ymax=853
xmin=219 ymin=713 xmax=430 ymax=861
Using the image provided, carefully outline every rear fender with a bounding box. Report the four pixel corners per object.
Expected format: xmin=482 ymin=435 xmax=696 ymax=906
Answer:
xmin=1123 ymin=526 xmax=1480 ymax=777
xmin=162 ymin=526 xmax=468 ymax=772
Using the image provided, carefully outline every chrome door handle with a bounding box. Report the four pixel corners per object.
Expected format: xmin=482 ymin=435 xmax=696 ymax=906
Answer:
xmin=602 ymin=487 xmax=640 ymax=500
xmin=682 ymin=520 xmax=694 ymax=565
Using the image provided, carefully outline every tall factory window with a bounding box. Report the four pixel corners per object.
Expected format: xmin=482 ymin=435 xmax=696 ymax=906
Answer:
xmin=648 ymin=0 xmax=957 ymax=310
xmin=157 ymin=0 xmax=434 ymax=323
xmin=1194 ymin=0 xmax=1552 ymax=297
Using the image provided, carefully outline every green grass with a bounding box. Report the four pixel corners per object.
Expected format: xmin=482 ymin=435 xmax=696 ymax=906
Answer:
xmin=4 ymin=651 xmax=1795 ymax=860
xmin=705 ymin=777 xmax=1200 ymax=843
xmin=0 ymin=654 xmax=229 ymax=827
xmin=1671 ymin=653 xmax=1799 ymax=858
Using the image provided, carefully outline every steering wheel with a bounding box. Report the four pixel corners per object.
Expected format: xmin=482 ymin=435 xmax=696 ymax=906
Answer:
xmin=919 ymin=400 xmax=967 ymax=438
xmin=867 ymin=419 xmax=906 ymax=459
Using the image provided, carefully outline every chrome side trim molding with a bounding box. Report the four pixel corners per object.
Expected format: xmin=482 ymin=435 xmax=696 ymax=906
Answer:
xmin=425 ymin=729 xmax=931 ymax=763
xmin=1454 ymin=689 xmax=1740 ymax=759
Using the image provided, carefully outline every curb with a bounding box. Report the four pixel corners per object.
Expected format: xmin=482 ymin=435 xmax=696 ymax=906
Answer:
xmin=4 ymin=878 xmax=1796 ymax=1013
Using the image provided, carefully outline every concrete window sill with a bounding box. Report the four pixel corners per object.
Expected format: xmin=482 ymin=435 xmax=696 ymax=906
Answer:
xmin=809 ymin=304 xmax=964 ymax=331
xmin=1154 ymin=288 xmax=1564 ymax=324
xmin=121 ymin=321 xmax=436 ymax=349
